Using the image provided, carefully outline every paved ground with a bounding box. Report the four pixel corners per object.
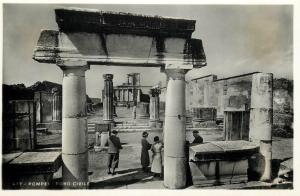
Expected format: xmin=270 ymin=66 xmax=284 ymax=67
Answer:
xmin=38 ymin=108 xmax=293 ymax=189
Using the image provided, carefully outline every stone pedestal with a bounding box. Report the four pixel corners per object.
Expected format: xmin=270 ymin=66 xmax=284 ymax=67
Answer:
xmin=189 ymin=141 xmax=259 ymax=187
xmin=149 ymin=88 xmax=162 ymax=128
xmin=163 ymin=69 xmax=188 ymax=189
xmin=3 ymin=151 xmax=62 ymax=189
xmin=52 ymin=88 xmax=62 ymax=122
xmin=103 ymin=74 xmax=114 ymax=125
xmin=59 ymin=61 xmax=89 ymax=189
xmin=137 ymin=102 xmax=150 ymax=119
xmin=249 ymin=73 xmax=273 ymax=182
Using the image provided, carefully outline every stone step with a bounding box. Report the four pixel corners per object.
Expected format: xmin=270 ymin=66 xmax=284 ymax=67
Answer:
xmin=113 ymin=128 xmax=162 ymax=132
xmin=115 ymin=125 xmax=150 ymax=129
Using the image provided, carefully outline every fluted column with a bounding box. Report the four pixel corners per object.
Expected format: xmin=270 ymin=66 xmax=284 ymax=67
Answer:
xmin=52 ymin=88 xmax=62 ymax=122
xmin=58 ymin=60 xmax=90 ymax=189
xmin=103 ymin=74 xmax=114 ymax=124
xmin=163 ymin=69 xmax=188 ymax=189
xmin=149 ymin=87 xmax=161 ymax=128
xmin=249 ymin=73 xmax=273 ymax=182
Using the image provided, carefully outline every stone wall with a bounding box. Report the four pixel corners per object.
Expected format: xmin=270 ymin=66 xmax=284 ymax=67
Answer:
xmin=186 ymin=73 xmax=293 ymax=137
xmin=2 ymin=100 xmax=36 ymax=153
xmin=186 ymin=73 xmax=253 ymax=117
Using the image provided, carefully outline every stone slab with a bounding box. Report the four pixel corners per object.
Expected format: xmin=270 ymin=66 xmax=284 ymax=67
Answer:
xmin=8 ymin=151 xmax=62 ymax=174
xmin=190 ymin=141 xmax=259 ymax=162
xmin=2 ymin=152 xmax=23 ymax=164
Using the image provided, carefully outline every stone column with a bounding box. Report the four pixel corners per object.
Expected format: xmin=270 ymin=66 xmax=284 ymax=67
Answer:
xmin=103 ymin=74 xmax=114 ymax=124
xmin=149 ymin=88 xmax=161 ymax=128
xmin=122 ymin=89 xmax=125 ymax=102
xmin=137 ymin=102 xmax=150 ymax=118
xmin=249 ymin=73 xmax=273 ymax=182
xmin=127 ymin=88 xmax=130 ymax=103
xmin=137 ymin=89 xmax=141 ymax=102
xmin=52 ymin=88 xmax=62 ymax=122
xmin=58 ymin=61 xmax=90 ymax=189
xmin=164 ymin=69 xmax=188 ymax=189
xmin=203 ymin=79 xmax=210 ymax=107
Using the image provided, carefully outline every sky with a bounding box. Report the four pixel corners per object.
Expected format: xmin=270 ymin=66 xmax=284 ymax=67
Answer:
xmin=2 ymin=4 xmax=293 ymax=98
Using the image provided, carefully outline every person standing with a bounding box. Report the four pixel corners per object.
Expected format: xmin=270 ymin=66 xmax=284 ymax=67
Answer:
xmin=141 ymin=131 xmax=151 ymax=172
xmin=151 ymin=136 xmax=164 ymax=178
xmin=107 ymin=130 xmax=122 ymax=175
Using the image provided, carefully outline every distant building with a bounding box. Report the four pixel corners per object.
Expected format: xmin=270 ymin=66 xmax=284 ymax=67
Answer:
xmin=113 ymin=73 xmax=151 ymax=106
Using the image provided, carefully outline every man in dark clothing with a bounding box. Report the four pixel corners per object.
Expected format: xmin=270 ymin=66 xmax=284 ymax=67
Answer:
xmin=141 ymin=131 xmax=152 ymax=172
xmin=192 ymin=130 xmax=203 ymax=144
xmin=107 ymin=130 xmax=122 ymax=175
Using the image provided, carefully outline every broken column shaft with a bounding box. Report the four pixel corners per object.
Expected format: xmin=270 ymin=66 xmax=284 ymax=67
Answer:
xmin=103 ymin=74 xmax=114 ymax=125
xmin=164 ymin=69 xmax=188 ymax=189
xmin=249 ymin=73 xmax=273 ymax=182
xmin=60 ymin=61 xmax=90 ymax=189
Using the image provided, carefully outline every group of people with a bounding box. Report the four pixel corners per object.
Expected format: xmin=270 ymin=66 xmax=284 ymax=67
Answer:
xmin=141 ymin=131 xmax=164 ymax=178
xmin=106 ymin=129 xmax=203 ymax=178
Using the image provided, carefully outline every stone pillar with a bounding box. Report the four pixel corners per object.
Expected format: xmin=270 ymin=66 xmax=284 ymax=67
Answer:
xmin=59 ymin=61 xmax=89 ymax=189
xmin=249 ymin=73 xmax=273 ymax=182
xmin=203 ymin=79 xmax=210 ymax=107
xmin=122 ymin=89 xmax=125 ymax=102
xmin=127 ymin=88 xmax=130 ymax=103
xmin=164 ymin=69 xmax=188 ymax=189
xmin=137 ymin=89 xmax=141 ymax=102
xmin=103 ymin=74 xmax=114 ymax=124
xmin=149 ymin=88 xmax=161 ymax=128
xmin=52 ymin=88 xmax=62 ymax=122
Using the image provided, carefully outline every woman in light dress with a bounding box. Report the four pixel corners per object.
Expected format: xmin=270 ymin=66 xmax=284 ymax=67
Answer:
xmin=151 ymin=136 xmax=164 ymax=178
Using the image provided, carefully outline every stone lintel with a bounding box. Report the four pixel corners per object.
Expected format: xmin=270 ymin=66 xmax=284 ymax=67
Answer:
xmin=55 ymin=7 xmax=195 ymax=38
xmin=33 ymin=29 xmax=206 ymax=69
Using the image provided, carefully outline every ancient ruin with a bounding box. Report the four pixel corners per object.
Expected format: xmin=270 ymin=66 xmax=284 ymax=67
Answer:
xmin=2 ymin=5 xmax=293 ymax=190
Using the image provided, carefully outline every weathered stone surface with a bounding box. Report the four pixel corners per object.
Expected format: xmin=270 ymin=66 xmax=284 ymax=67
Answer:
xmin=189 ymin=159 xmax=248 ymax=187
xmin=33 ymin=8 xmax=206 ymax=69
xmin=163 ymin=69 xmax=188 ymax=189
xmin=55 ymin=8 xmax=196 ymax=37
xmin=189 ymin=140 xmax=259 ymax=161
xmin=8 ymin=151 xmax=61 ymax=174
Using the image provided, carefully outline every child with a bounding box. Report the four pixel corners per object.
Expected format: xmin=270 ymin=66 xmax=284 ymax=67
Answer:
xmin=151 ymin=136 xmax=163 ymax=178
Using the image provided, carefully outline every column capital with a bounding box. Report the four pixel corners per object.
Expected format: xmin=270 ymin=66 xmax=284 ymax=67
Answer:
xmin=149 ymin=87 xmax=161 ymax=97
xmin=56 ymin=59 xmax=90 ymax=71
xmin=164 ymin=69 xmax=189 ymax=80
xmin=103 ymin=74 xmax=114 ymax=80
xmin=51 ymin=87 xmax=61 ymax=96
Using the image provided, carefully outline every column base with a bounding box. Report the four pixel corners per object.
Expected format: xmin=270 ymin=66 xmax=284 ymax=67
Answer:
xmin=164 ymin=156 xmax=186 ymax=189
xmin=192 ymin=119 xmax=217 ymax=128
xmin=149 ymin=119 xmax=163 ymax=128
xmin=103 ymin=120 xmax=115 ymax=127
xmin=138 ymin=115 xmax=150 ymax=119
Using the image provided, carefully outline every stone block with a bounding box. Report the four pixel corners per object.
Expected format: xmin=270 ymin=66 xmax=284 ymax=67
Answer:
xmin=4 ymin=151 xmax=62 ymax=189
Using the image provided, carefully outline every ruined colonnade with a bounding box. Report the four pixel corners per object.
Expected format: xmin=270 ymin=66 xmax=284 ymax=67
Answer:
xmin=33 ymin=8 xmax=206 ymax=189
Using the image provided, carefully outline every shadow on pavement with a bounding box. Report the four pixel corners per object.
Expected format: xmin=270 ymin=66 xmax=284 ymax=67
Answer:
xmin=89 ymin=168 xmax=154 ymax=189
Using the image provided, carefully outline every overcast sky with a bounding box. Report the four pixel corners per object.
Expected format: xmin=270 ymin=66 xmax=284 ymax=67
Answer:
xmin=3 ymin=4 xmax=293 ymax=98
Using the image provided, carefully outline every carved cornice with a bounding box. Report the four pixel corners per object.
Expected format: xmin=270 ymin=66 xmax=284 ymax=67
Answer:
xmin=55 ymin=7 xmax=195 ymax=38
